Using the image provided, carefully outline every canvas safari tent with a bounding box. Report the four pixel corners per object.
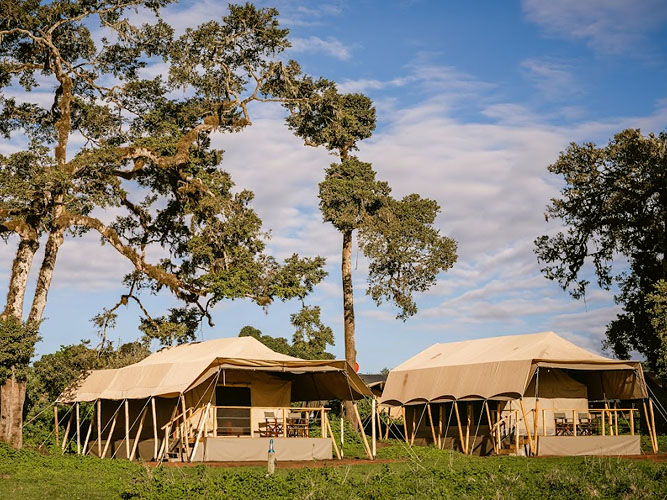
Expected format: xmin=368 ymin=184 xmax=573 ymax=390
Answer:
xmin=56 ymin=336 xmax=372 ymax=462
xmin=381 ymin=332 xmax=659 ymax=456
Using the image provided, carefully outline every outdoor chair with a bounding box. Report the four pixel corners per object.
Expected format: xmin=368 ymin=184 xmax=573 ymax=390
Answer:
xmin=287 ymin=411 xmax=309 ymax=437
xmin=262 ymin=411 xmax=282 ymax=437
xmin=577 ymin=412 xmax=594 ymax=436
xmin=554 ymin=412 xmax=572 ymax=436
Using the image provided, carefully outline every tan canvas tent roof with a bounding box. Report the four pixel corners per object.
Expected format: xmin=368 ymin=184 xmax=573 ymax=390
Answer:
xmin=59 ymin=336 xmax=371 ymax=402
xmin=381 ymin=331 xmax=646 ymax=405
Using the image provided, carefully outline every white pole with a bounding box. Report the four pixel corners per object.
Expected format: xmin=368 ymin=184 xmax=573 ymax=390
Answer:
xmin=371 ymin=398 xmax=377 ymax=458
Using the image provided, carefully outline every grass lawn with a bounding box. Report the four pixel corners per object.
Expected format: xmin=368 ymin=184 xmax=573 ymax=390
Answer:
xmin=2 ymin=439 xmax=666 ymax=499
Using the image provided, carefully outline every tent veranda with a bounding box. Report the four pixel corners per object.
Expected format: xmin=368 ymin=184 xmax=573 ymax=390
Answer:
xmin=55 ymin=336 xmax=372 ymax=462
xmin=380 ymin=332 xmax=659 ymax=456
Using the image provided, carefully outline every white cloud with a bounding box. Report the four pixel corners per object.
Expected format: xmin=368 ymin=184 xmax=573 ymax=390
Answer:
xmin=289 ymin=36 xmax=352 ymax=60
xmin=522 ymin=0 xmax=667 ymax=54
xmin=520 ymin=58 xmax=581 ymax=100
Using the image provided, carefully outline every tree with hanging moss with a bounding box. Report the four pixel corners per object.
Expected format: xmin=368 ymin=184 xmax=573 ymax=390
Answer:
xmin=0 ymin=1 xmax=332 ymax=448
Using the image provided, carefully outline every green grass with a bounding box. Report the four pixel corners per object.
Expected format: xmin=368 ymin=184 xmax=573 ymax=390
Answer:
xmin=1 ymin=441 xmax=666 ymax=499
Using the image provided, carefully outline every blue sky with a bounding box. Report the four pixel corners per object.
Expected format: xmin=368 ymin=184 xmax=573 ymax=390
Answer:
xmin=2 ymin=0 xmax=667 ymax=371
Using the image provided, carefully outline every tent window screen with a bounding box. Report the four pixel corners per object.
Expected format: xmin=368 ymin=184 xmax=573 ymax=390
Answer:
xmin=215 ymin=386 xmax=251 ymax=436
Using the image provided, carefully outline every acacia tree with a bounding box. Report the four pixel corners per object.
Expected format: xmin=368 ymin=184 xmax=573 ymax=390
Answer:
xmin=0 ymin=1 xmax=330 ymax=447
xmin=284 ymin=91 xmax=458 ymax=418
xmin=535 ymin=129 xmax=667 ymax=373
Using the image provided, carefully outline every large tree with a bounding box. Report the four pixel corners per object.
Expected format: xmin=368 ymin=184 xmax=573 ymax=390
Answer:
xmin=535 ymin=129 xmax=667 ymax=373
xmin=284 ymin=91 xmax=457 ymax=418
xmin=0 ymin=1 xmax=330 ymax=447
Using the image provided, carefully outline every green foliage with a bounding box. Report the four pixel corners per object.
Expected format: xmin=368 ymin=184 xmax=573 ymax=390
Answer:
xmin=535 ymin=129 xmax=667 ymax=369
xmin=648 ymin=280 xmax=667 ymax=376
xmin=23 ymin=340 xmax=150 ymax=444
xmin=1 ymin=441 xmax=667 ymax=499
xmin=319 ymin=157 xmax=389 ymax=233
xmin=289 ymin=305 xmax=334 ymax=360
xmin=0 ymin=317 xmax=39 ymax=383
xmin=359 ymin=194 xmax=458 ymax=319
xmin=237 ymin=305 xmax=335 ymax=360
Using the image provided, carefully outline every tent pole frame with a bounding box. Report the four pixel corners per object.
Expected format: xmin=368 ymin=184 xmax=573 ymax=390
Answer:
xmin=352 ymin=401 xmax=373 ymax=460
xmin=427 ymin=403 xmax=437 ymax=446
xmin=453 ymin=401 xmax=466 ymax=454
xmin=96 ymin=399 xmax=102 ymax=457
xmin=402 ymin=407 xmax=408 ymax=444
xmin=101 ymin=402 xmax=120 ymax=459
xmin=151 ymin=397 xmax=158 ymax=460
xmin=82 ymin=402 xmax=94 ymax=455
xmin=130 ymin=404 xmax=148 ymax=461
xmin=61 ymin=406 xmax=73 ymax=451
xmin=484 ymin=400 xmax=497 ymax=454
xmin=519 ymin=399 xmax=535 ymax=456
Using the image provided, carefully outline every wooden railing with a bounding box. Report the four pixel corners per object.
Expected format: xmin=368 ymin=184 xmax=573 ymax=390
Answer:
xmin=159 ymin=406 xmax=340 ymax=462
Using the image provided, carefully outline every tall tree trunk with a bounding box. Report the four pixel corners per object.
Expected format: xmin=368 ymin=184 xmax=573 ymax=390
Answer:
xmin=0 ymin=238 xmax=39 ymax=448
xmin=27 ymin=227 xmax=64 ymax=324
xmin=342 ymin=229 xmax=357 ymax=424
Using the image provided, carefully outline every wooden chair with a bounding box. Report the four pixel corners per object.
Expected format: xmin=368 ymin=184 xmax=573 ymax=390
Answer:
xmin=287 ymin=411 xmax=308 ymax=437
xmin=577 ymin=412 xmax=594 ymax=436
xmin=262 ymin=411 xmax=282 ymax=437
xmin=554 ymin=412 xmax=571 ymax=436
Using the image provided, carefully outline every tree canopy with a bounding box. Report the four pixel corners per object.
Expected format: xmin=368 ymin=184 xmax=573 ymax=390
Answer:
xmin=0 ymin=0 xmax=332 ymax=447
xmin=535 ymin=128 xmax=667 ymax=373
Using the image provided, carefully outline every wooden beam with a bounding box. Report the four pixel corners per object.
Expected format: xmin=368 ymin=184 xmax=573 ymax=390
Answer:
xmin=375 ymin=402 xmax=382 ymax=442
xmin=82 ymin=404 xmax=94 ymax=455
xmin=158 ymin=402 xmax=178 ymax=461
xmin=614 ymin=402 xmax=619 ymax=436
xmin=324 ymin=413 xmax=341 ymax=460
xmin=130 ymin=405 xmax=148 ymax=461
xmin=518 ymin=399 xmax=535 ymax=455
xmin=411 ymin=406 xmax=416 ymax=445
xmin=427 ymin=403 xmax=437 ymax=446
xmin=352 ymin=402 xmax=373 ymax=460
xmin=533 ymin=399 xmax=540 ymax=440
xmin=54 ymin=406 xmax=59 ymax=445
xmin=340 ymin=416 xmax=344 ymax=458
xmin=371 ymin=398 xmax=377 ymax=458
xmin=402 ymin=407 xmax=409 ymax=444
xmin=76 ymin=402 xmax=81 ymax=454
xmin=630 ymin=407 xmax=635 ymax=436
xmin=151 ymin=397 xmax=158 ymax=460
xmin=453 ymin=401 xmax=466 ymax=454
xmin=484 ymin=401 xmax=497 ymax=454
xmin=649 ymin=400 xmax=658 ymax=453
xmin=465 ymin=402 xmax=471 ymax=455
xmin=101 ymin=405 xmax=119 ymax=459
xmin=438 ymin=404 xmax=443 ymax=449
xmin=321 ymin=407 xmax=327 ymax=439
xmin=97 ymin=399 xmax=102 ymax=457
xmin=189 ymin=402 xmax=211 ymax=462
xmin=61 ymin=408 xmax=73 ymax=451
xmin=124 ymin=400 xmax=130 ymax=459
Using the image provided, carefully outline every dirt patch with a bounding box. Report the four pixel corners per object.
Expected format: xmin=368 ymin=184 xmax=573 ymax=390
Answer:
xmin=147 ymin=458 xmax=402 ymax=469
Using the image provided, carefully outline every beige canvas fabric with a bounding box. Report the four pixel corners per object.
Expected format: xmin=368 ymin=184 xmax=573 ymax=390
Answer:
xmin=537 ymin=435 xmax=640 ymax=456
xmin=59 ymin=336 xmax=370 ymax=403
xmin=381 ymin=332 xmax=646 ymax=404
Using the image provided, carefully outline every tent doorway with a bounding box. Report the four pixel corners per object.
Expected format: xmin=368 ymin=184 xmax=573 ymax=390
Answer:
xmin=215 ymin=386 xmax=251 ymax=436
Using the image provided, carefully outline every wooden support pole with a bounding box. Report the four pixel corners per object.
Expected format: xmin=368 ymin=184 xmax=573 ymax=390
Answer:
xmin=438 ymin=404 xmax=444 ymax=449
xmin=453 ymin=401 xmax=466 ymax=454
xmin=62 ymin=408 xmax=73 ymax=451
xmin=427 ymin=403 xmax=437 ymax=446
xmin=324 ymin=413 xmax=341 ymax=460
xmin=151 ymin=397 xmax=158 ymax=460
xmin=642 ymin=401 xmax=655 ymax=453
xmin=402 ymin=407 xmax=409 ymax=444
xmin=542 ymin=409 xmax=546 ymax=437
xmin=53 ymin=405 xmax=60 ymax=443
xmin=282 ymin=407 xmax=287 ymax=438
xmin=649 ymin=399 xmax=658 ymax=453
xmin=572 ymin=409 xmax=577 ymax=437
xmin=322 ymin=408 xmax=327 ymax=439
xmin=614 ymin=402 xmax=619 ymax=436
xmin=514 ymin=410 xmax=519 ymax=455
xmin=159 ymin=402 xmax=179 ymax=461
xmin=604 ymin=402 xmax=610 ymax=436
xmin=97 ymin=399 xmax=102 ymax=457
xmin=375 ymin=403 xmax=382 ymax=442
xmin=519 ymin=399 xmax=535 ymax=455
xmin=411 ymin=407 xmax=416 ymax=445
xmin=189 ymin=401 xmax=211 ymax=462
xmin=101 ymin=405 xmax=119 ymax=459
xmin=54 ymin=406 xmax=59 ymax=445
xmin=484 ymin=401 xmax=497 ymax=454
xmin=630 ymin=407 xmax=635 ymax=436
xmin=180 ymin=396 xmax=188 ymax=439
xmin=76 ymin=402 xmax=81 ymax=454
xmin=352 ymin=402 xmax=373 ymax=460
xmin=466 ymin=403 xmax=471 ymax=455
xmin=371 ymin=398 xmax=377 ymax=458
xmin=124 ymin=399 xmax=130 ymax=459
xmin=533 ymin=400 xmax=540 ymax=439
xmin=130 ymin=405 xmax=148 ymax=461
xmin=340 ymin=416 xmax=344 ymax=458
xmin=82 ymin=406 xmax=94 ymax=455
xmin=385 ymin=410 xmax=390 ymax=440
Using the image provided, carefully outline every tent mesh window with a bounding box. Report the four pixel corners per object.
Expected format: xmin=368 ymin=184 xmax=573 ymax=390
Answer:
xmin=215 ymin=386 xmax=251 ymax=436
